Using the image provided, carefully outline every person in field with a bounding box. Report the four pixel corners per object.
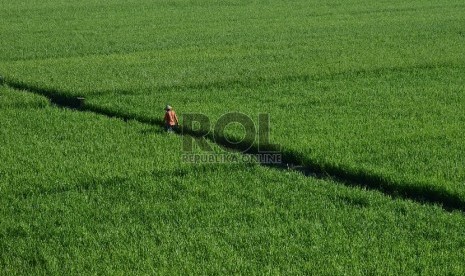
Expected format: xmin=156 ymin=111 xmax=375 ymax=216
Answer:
xmin=164 ymin=105 xmax=178 ymax=132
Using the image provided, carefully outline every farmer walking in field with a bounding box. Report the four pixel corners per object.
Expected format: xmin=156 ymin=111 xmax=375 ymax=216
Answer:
xmin=164 ymin=105 xmax=178 ymax=132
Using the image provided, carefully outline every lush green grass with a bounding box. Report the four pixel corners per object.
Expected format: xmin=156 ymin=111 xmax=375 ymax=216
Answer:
xmin=1 ymin=0 xmax=464 ymax=199
xmin=2 ymin=86 xmax=465 ymax=274
xmin=1 ymin=0 xmax=465 ymax=273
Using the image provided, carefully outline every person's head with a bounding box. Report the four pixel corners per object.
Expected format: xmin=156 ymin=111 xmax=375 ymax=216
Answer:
xmin=165 ymin=105 xmax=172 ymax=111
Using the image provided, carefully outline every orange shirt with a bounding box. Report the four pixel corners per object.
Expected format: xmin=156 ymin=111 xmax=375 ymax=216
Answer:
xmin=164 ymin=110 xmax=178 ymax=126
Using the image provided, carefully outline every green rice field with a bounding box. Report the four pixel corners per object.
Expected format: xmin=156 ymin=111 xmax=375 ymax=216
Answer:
xmin=1 ymin=0 xmax=465 ymax=274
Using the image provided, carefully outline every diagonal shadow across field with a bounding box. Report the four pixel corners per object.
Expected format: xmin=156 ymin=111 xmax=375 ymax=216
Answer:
xmin=4 ymin=79 xmax=465 ymax=213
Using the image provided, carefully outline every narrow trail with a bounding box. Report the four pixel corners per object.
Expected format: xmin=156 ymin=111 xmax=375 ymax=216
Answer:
xmin=3 ymin=79 xmax=465 ymax=213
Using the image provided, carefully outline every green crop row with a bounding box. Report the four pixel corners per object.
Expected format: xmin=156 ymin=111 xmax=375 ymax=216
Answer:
xmin=2 ymin=85 xmax=465 ymax=274
xmin=2 ymin=0 xmax=463 ymax=62
xmin=3 ymin=63 xmax=464 ymax=201
xmin=92 ymin=65 xmax=465 ymax=196
xmin=1 ymin=0 xmax=464 ymax=203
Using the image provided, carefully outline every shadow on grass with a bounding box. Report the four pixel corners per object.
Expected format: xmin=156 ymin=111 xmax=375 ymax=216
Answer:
xmin=4 ymin=79 xmax=465 ymax=213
